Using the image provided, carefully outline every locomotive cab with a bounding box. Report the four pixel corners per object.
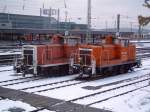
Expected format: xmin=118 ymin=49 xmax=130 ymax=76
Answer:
xmin=22 ymin=46 xmax=37 ymax=75
xmin=14 ymin=45 xmax=37 ymax=76
xmin=78 ymin=48 xmax=96 ymax=77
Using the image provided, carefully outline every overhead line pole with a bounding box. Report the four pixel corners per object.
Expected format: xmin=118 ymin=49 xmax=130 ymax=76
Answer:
xmin=64 ymin=0 xmax=69 ymax=36
xmin=116 ymin=14 xmax=120 ymax=37
xmin=86 ymin=0 xmax=91 ymax=43
xmin=57 ymin=8 xmax=60 ymax=31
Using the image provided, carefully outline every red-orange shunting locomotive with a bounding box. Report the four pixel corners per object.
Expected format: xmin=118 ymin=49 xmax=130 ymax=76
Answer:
xmin=70 ymin=35 xmax=141 ymax=78
xmin=14 ymin=35 xmax=80 ymax=76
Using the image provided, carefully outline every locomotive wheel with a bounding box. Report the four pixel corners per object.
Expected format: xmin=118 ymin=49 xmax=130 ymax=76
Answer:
xmin=119 ymin=65 xmax=126 ymax=74
xmin=103 ymin=68 xmax=111 ymax=76
xmin=59 ymin=65 xmax=69 ymax=75
xmin=16 ymin=68 xmax=21 ymax=73
xmin=111 ymin=66 xmax=118 ymax=76
xmin=125 ymin=65 xmax=130 ymax=73
xmin=103 ymin=70 xmax=108 ymax=76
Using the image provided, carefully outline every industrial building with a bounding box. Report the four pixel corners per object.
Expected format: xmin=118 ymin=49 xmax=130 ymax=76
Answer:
xmin=0 ymin=13 xmax=137 ymax=42
xmin=0 ymin=13 xmax=87 ymax=30
xmin=0 ymin=13 xmax=58 ymax=29
xmin=0 ymin=13 xmax=89 ymax=41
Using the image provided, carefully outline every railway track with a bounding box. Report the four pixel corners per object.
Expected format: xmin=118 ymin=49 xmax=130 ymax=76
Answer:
xmin=0 ymin=76 xmax=45 ymax=87
xmin=19 ymin=78 xmax=77 ymax=91
xmin=137 ymin=54 xmax=150 ymax=60
xmin=136 ymin=47 xmax=150 ymax=50
xmin=0 ymin=76 xmax=35 ymax=84
xmin=0 ymin=69 xmax=13 ymax=72
xmin=136 ymin=47 xmax=150 ymax=56
xmin=14 ymin=68 xmax=149 ymax=94
xmin=32 ymin=80 xmax=85 ymax=93
xmin=45 ymin=77 xmax=150 ymax=112
xmin=6 ymin=66 xmax=150 ymax=93
xmin=18 ymin=79 xmax=86 ymax=93
xmin=83 ymin=73 xmax=150 ymax=90
xmin=61 ymin=83 xmax=150 ymax=112
xmin=68 ymin=76 xmax=150 ymax=105
xmin=86 ymin=84 xmax=150 ymax=106
xmin=0 ymin=54 xmax=149 ymax=90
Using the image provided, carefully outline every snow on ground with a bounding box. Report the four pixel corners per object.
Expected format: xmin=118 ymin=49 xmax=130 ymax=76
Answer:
xmin=136 ymin=43 xmax=150 ymax=48
xmin=92 ymin=86 xmax=150 ymax=112
xmin=74 ymin=79 xmax=149 ymax=105
xmin=131 ymin=39 xmax=150 ymax=43
xmin=36 ymin=58 xmax=150 ymax=112
xmin=0 ymin=66 xmax=13 ymax=71
xmin=131 ymin=40 xmax=150 ymax=48
xmin=38 ymin=109 xmax=55 ymax=112
xmin=1 ymin=59 xmax=150 ymax=112
xmin=131 ymin=40 xmax=150 ymax=43
xmin=0 ymin=42 xmax=150 ymax=112
xmin=137 ymin=53 xmax=150 ymax=56
xmin=2 ymin=74 xmax=78 ymax=90
xmin=0 ymin=51 xmax=21 ymax=56
xmin=0 ymin=99 xmax=55 ymax=112
xmin=36 ymin=59 xmax=150 ymax=101
xmin=0 ymin=69 xmax=24 ymax=82
xmin=0 ymin=99 xmax=36 ymax=112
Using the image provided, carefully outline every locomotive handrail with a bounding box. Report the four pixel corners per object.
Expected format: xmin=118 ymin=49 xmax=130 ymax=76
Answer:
xmin=41 ymin=47 xmax=53 ymax=64
xmin=104 ymin=50 xmax=110 ymax=64
xmin=99 ymin=47 xmax=102 ymax=68
xmin=70 ymin=50 xmax=79 ymax=65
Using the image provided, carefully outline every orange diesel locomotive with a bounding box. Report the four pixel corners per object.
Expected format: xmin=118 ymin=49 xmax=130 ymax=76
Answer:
xmin=15 ymin=35 xmax=80 ymax=76
xmin=70 ymin=36 xmax=140 ymax=78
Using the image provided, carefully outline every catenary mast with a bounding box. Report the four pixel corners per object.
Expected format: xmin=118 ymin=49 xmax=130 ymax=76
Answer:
xmin=86 ymin=0 xmax=91 ymax=43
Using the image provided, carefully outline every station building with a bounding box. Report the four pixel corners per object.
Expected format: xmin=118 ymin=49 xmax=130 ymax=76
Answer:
xmin=0 ymin=13 xmax=89 ymax=41
xmin=0 ymin=13 xmax=58 ymax=29
xmin=0 ymin=13 xmax=135 ymax=42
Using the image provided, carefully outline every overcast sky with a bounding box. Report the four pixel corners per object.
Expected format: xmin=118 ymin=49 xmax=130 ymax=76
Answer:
xmin=0 ymin=0 xmax=149 ymax=29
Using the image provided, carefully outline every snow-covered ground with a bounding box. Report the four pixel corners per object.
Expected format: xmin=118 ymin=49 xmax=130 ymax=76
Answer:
xmin=0 ymin=99 xmax=54 ymax=112
xmin=0 ymin=59 xmax=150 ymax=112
xmin=0 ymin=66 xmax=22 ymax=81
xmin=131 ymin=40 xmax=150 ymax=43
xmin=136 ymin=42 xmax=150 ymax=48
xmin=0 ymin=42 xmax=150 ymax=112
xmin=0 ymin=99 xmax=36 ymax=112
xmin=0 ymin=51 xmax=21 ymax=56
xmin=92 ymin=87 xmax=150 ymax=112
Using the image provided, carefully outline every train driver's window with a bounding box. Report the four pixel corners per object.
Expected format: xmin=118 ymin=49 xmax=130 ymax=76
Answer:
xmin=102 ymin=39 xmax=105 ymax=44
xmin=121 ymin=39 xmax=129 ymax=47
xmin=67 ymin=39 xmax=79 ymax=46
xmin=124 ymin=40 xmax=129 ymax=47
xmin=114 ymin=39 xmax=120 ymax=44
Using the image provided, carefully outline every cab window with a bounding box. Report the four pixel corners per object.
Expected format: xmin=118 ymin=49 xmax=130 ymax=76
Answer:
xmin=121 ymin=39 xmax=129 ymax=47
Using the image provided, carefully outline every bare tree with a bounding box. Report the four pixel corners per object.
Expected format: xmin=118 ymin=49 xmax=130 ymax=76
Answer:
xmin=138 ymin=0 xmax=150 ymax=26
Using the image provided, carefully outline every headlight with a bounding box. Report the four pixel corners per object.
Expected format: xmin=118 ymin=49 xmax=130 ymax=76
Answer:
xmin=87 ymin=67 xmax=92 ymax=70
xmin=83 ymin=67 xmax=91 ymax=73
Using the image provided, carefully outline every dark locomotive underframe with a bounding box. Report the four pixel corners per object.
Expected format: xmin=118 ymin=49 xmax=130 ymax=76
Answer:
xmin=72 ymin=60 xmax=140 ymax=78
